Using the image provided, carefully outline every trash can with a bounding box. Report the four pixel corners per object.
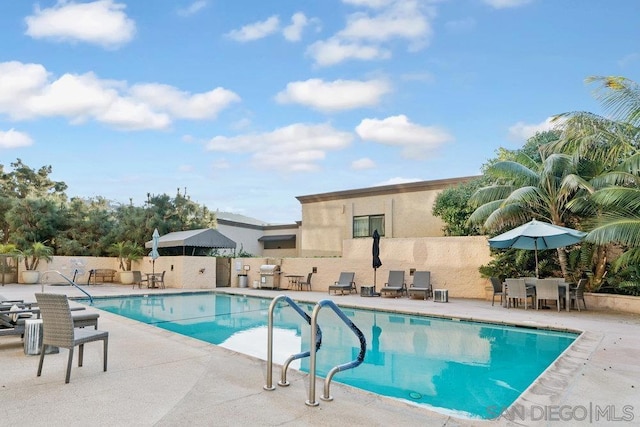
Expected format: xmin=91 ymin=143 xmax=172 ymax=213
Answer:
xmin=238 ymin=274 xmax=248 ymax=288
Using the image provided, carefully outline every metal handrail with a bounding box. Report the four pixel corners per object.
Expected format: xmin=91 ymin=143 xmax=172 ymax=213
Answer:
xmin=264 ymin=295 xmax=322 ymax=390
xmin=306 ymin=299 xmax=366 ymax=407
xmin=42 ymin=269 xmax=94 ymax=304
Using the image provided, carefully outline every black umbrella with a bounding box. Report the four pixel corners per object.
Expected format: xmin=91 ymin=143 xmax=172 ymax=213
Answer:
xmin=372 ymin=229 xmax=382 ymax=291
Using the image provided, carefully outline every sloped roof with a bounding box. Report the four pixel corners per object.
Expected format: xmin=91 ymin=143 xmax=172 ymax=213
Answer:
xmin=145 ymin=228 xmax=236 ymax=249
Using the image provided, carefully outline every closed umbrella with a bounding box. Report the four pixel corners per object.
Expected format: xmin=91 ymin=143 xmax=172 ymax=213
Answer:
xmin=488 ymin=219 xmax=586 ymax=278
xmin=150 ymin=228 xmax=160 ymax=275
xmin=372 ymin=229 xmax=382 ymax=292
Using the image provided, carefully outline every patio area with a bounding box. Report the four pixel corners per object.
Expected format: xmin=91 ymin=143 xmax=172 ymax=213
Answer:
xmin=1 ymin=283 xmax=638 ymax=426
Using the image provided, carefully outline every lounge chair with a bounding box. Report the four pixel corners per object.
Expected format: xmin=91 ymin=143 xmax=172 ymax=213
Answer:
xmin=489 ymin=277 xmax=504 ymax=306
xmin=1 ymin=303 xmax=99 ymax=339
xmin=407 ymin=271 xmax=432 ymax=300
xmin=535 ymin=279 xmax=562 ymax=311
xmin=328 ymin=272 xmax=356 ymax=295
xmin=0 ymin=304 xmax=37 ymax=338
xmin=380 ymin=270 xmax=406 ymax=297
xmin=35 ymin=293 xmax=108 ymax=384
xmin=570 ymin=278 xmax=587 ymax=311
xmin=299 ymin=272 xmax=312 ymax=291
xmin=505 ymin=278 xmax=535 ymax=309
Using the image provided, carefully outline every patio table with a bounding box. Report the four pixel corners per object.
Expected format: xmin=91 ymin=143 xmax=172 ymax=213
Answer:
xmin=284 ymin=275 xmax=304 ymax=290
xmin=502 ymin=278 xmax=571 ymax=311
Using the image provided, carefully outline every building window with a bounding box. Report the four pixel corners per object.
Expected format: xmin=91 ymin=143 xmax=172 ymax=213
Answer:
xmin=353 ymin=215 xmax=385 ymax=238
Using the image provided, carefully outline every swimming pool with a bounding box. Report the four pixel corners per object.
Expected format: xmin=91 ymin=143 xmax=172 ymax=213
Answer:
xmin=83 ymin=292 xmax=578 ymax=419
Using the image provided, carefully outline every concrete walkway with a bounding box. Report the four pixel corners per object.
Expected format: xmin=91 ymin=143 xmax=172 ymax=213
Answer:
xmin=1 ymin=283 xmax=638 ymax=426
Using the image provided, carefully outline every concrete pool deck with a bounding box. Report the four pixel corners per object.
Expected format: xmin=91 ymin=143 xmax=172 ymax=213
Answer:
xmin=1 ymin=283 xmax=638 ymax=426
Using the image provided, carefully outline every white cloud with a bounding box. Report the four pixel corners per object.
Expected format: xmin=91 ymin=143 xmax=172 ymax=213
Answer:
xmin=283 ymin=12 xmax=308 ymax=42
xmin=351 ymin=157 xmax=376 ymax=169
xmin=356 ymin=114 xmax=454 ymax=158
xmin=0 ymin=129 xmax=33 ymax=148
xmin=307 ymin=38 xmax=391 ymax=67
xmin=482 ymin=0 xmax=533 ymax=9
xmin=507 ymin=117 xmax=564 ymax=142
xmin=338 ymin=2 xmax=431 ymax=44
xmin=96 ymin=97 xmax=171 ymax=130
xmin=25 ymin=0 xmax=136 ymax=48
xmin=205 ymin=123 xmax=353 ymax=171
xmin=275 ymin=78 xmax=391 ymax=112
xmin=0 ymin=61 xmax=238 ymax=131
xmin=307 ymin=0 xmax=432 ymax=66
xmin=225 ymin=15 xmax=280 ymax=42
xmin=130 ymin=84 xmax=240 ymax=120
xmin=178 ymin=1 xmax=207 ymax=17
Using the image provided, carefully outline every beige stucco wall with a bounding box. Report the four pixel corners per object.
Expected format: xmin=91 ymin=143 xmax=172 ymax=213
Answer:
xmin=22 ymin=256 xmax=218 ymax=289
xmin=232 ymin=236 xmax=493 ymax=299
xmin=299 ymin=188 xmax=449 ymax=257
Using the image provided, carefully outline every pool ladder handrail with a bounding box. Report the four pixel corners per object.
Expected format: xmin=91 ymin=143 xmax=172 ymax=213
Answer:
xmin=41 ymin=269 xmax=94 ymax=304
xmin=306 ymin=299 xmax=366 ymax=407
xmin=264 ymin=295 xmax=322 ymax=390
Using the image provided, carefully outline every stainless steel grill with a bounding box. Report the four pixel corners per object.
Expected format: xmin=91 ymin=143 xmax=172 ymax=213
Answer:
xmin=259 ymin=265 xmax=281 ymax=289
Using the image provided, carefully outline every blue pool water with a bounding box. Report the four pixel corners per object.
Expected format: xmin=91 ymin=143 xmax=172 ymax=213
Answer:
xmin=83 ymin=292 xmax=577 ymax=419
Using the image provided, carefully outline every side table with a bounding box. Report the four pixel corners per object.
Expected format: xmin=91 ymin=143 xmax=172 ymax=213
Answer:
xmin=23 ymin=319 xmax=59 ymax=355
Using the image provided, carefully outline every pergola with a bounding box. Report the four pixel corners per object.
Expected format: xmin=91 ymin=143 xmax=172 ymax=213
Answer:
xmin=145 ymin=228 xmax=237 ymax=256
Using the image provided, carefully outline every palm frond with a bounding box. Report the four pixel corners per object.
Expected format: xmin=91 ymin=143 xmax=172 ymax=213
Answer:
xmin=611 ymin=247 xmax=640 ymax=271
xmin=591 ymin=187 xmax=640 ymax=211
xmin=483 ymin=203 xmax=531 ymax=232
xmin=488 ymin=161 xmax=538 ymax=185
xmin=468 ymin=185 xmax=514 ymax=206
xmin=585 ymin=214 xmax=640 ymax=246
xmin=590 ymin=171 xmax=639 ymax=189
xmin=586 ymin=76 xmax=640 ymax=127
xmin=468 ymin=200 xmax=505 ymax=226
xmin=504 ymin=186 xmax=545 ymax=208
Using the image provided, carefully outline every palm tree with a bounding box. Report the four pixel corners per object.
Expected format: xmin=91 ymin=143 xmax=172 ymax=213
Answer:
xmin=549 ymin=76 xmax=640 ymax=283
xmin=469 ymin=138 xmax=583 ymax=278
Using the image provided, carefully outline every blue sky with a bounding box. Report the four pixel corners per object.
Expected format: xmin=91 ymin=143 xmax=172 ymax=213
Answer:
xmin=1 ymin=0 xmax=639 ymax=224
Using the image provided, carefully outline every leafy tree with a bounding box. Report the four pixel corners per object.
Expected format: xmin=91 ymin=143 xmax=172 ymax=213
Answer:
xmin=6 ymin=198 xmax=64 ymax=252
xmin=468 ymin=131 xmax=584 ymax=278
xmin=109 ymin=241 xmax=144 ymax=271
xmin=548 ymin=76 xmax=640 ymax=288
xmin=56 ymin=197 xmax=117 ymax=256
xmin=432 ymin=177 xmax=487 ymax=236
xmin=0 ymin=159 xmax=67 ymax=243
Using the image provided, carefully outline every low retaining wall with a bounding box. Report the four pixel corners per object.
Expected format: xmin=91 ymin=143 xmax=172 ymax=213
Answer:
xmin=584 ymin=293 xmax=640 ymax=315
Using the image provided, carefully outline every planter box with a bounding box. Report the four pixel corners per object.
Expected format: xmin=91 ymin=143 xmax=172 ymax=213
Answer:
xmin=584 ymin=292 xmax=640 ymax=315
xmin=21 ymin=270 xmax=40 ymax=284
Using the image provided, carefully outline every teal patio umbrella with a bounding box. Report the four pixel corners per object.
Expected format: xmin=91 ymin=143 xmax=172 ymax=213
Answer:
xmin=488 ymin=219 xmax=586 ymax=278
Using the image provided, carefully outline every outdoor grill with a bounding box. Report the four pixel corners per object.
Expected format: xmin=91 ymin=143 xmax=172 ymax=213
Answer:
xmin=259 ymin=265 xmax=281 ymax=289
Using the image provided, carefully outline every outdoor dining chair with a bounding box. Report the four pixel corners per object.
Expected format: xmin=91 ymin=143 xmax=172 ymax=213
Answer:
xmin=570 ymin=278 xmax=588 ymax=311
xmin=505 ymin=278 xmax=535 ymax=309
xmin=489 ymin=277 xmax=504 ymax=306
xmin=35 ymin=293 xmax=108 ymax=384
xmin=534 ymin=279 xmax=562 ymax=312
